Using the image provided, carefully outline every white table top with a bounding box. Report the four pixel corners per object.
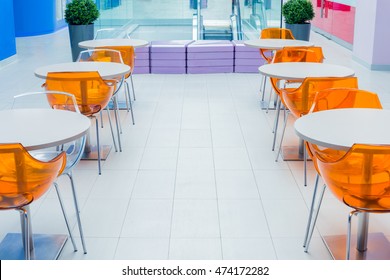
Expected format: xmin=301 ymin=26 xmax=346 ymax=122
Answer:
xmin=258 ymin=62 xmax=355 ymax=80
xmin=34 ymin=62 xmax=130 ymax=80
xmin=244 ymin=39 xmax=314 ymax=49
xmin=0 ymin=109 xmax=91 ymax=150
xmin=79 ymin=38 xmax=149 ymax=49
xmin=294 ymin=108 xmax=390 ymax=151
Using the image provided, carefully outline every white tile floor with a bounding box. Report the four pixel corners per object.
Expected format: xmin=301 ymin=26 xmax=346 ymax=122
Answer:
xmin=1 ymin=28 xmax=390 ymax=260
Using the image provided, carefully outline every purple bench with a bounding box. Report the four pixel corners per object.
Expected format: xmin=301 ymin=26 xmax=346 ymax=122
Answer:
xmin=150 ymin=40 xmax=194 ymax=74
xmin=232 ymin=40 xmax=265 ymax=73
xmin=187 ymin=40 xmax=234 ymax=74
xmin=133 ymin=45 xmax=150 ymax=74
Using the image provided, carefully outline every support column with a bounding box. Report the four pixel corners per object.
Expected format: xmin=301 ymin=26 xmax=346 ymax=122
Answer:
xmin=353 ymin=0 xmax=390 ymax=70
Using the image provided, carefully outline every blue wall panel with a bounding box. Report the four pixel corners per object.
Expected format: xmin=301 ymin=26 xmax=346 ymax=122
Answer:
xmin=0 ymin=0 xmax=16 ymax=60
xmin=14 ymin=0 xmax=56 ymax=37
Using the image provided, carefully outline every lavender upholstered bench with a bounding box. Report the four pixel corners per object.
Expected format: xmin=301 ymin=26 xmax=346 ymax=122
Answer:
xmin=133 ymin=45 xmax=150 ymax=74
xmin=232 ymin=40 xmax=265 ymax=73
xmin=150 ymin=40 xmax=194 ymax=74
xmin=187 ymin=40 xmax=234 ymax=74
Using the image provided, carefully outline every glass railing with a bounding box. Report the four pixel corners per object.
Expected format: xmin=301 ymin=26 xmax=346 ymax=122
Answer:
xmin=93 ymin=0 xmax=284 ymax=40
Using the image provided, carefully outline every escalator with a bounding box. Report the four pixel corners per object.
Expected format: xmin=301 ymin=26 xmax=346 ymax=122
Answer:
xmin=192 ymin=0 xmax=243 ymax=40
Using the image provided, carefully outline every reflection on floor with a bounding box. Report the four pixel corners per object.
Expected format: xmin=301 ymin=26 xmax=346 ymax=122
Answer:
xmin=0 ymin=28 xmax=390 ymax=260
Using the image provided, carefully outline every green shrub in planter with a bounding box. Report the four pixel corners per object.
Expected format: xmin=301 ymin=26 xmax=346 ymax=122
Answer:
xmin=65 ymin=0 xmax=100 ymax=61
xmin=282 ymin=0 xmax=315 ymax=24
xmin=65 ymin=0 xmax=100 ymax=25
xmin=282 ymin=0 xmax=315 ymax=41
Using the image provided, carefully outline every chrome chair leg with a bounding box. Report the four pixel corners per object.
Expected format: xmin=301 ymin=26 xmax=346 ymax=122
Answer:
xmin=19 ymin=207 xmax=31 ymax=260
xmin=112 ymin=96 xmax=122 ymax=152
xmin=99 ymin=111 xmax=104 ymax=128
xmin=130 ymin=75 xmax=136 ymax=101
xmin=272 ymin=98 xmax=282 ymax=151
xmin=304 ymin=182 xmax=327 ymax=252
xmin=112 ymin=95 xmax=122 ymax=135
xmin=125 ymin=81 xmax=135 ymax=125
xmin=124 ymin=83 xmax=130 ymax=113
xmin=67 ymin=171 xmax=87 ymax=254
xmin=95 ymin=117 xmax=101 ymax=175
xmin=275 ymin=111 xmax=289 ymax=162
xmin=54 ymin=182 xmax=77 ymax=252
xmin=304 ymin=142 xmax=308 ymax=187
xmin=105 ymin=107 xmax=118 ymax=153
xmin=347 ymin=210 xmax=359 ymax=259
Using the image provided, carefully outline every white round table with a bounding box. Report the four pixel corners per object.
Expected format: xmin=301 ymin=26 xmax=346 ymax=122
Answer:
xmin=295 ymin=108 xmax=390 ymax=260
xmin=34 ymin=62 xmax=130 ymax=80
xmin=0 ymin=108 xmax=90 ymax=150
xmin=258 ymin=62 xmax=355 ymax=80
xmin=244 ymin=38 xmax=314 ymax=50
xmin=78 ymin=38 xmax=149 ymax=49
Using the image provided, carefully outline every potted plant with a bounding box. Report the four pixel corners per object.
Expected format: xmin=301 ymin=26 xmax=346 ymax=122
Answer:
xmin=65 ymin=0 xmax=100 ymax=61
xmin=282 ymin=0 xmax=314 ymax=41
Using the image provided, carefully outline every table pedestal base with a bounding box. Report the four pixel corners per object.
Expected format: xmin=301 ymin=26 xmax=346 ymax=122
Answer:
xmin=260 ymin=100 xmax=277 ymax=111
xmin=108 ymin=100 xmax=130 ymax=110
xmin=281 ymin=146 xmax=305 ymax=161
xmin=324 ymin=232 xmax=390 ymax=260
xmin=82 ymin=145 xmax=112 ymax=160
xmin=0 ymin=233 xmax=67 ymax=260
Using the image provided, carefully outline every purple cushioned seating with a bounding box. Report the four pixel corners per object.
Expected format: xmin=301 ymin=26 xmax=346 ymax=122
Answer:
xmin=151 ymin=52 xmax=186 ymax=60
xmin=151 ymin=60 xmax=186 ymax=67
xmin=135 ymin=59 xmax=150 ymax=67
xmin=232 ymin=40 xmax=260 ymax=52
xmin=151 ymin=40 xmax=194 ymax=53
xmin=187 ymin=40 xmax=234 ymax=52
xmin=135 ymin=45 xmax=150 ymax=53
xmin=235 ymin=52 xmax=262 ymax=59
xmin=135 ymin=52 xmax=149 ymax=60
xmin=187 ymin=59 xmax=233 ymax=67
xmin=234 ymin=58 xmax=265 ymax=66
xmin=133 ymin=66 xmax=150 ymax=74
xmin=234 ymin=65 xmax=261 ymax=73
xmin=187 ymin=66 xmax=234 ymax=74
xmin=187 ymin=52 xmax=233 ymax=59
xmin=151 ymin=67 xmax=186 ymax=74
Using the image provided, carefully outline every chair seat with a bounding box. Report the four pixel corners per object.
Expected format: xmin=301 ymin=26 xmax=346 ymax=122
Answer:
xmin=79 ymin=104 xmax=102 ymax=116
xmin=0 ymin=193 xmax=33 ymax=210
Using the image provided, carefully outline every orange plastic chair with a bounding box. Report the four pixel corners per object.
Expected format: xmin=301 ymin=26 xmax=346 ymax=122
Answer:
xmin=314 ymin=143 xmax=390 ymax=259
xmin=260 ymin=28 xmax=296 ymax=63
xmin=0 ymin=143 xmax=66 ymax=259
xmin=269 ymin=47 xmax=325 ymax=154
xmin=78 ymin=48 xmax=130 ymax=150
xmin=98 ymin=45 xmax=136 ymax=113
xmin=303 ymin=89 xmax=383 ymax=253
xmin=43 ymin=71 xmax=116 ymax=175
xmin=275 ymin=77 xmax=359 ymax=186
xmin=258 ymin=28 xmax=296 ymax=101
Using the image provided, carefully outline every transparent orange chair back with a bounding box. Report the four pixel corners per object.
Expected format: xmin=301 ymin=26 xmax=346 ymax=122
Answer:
xmin=77 ymin=49 xmax=124 ymax=64
xmin=98 ymin=45 xmax=135 ymax=78
xmin=281 ymin=77 xmax=359 ymax=118
xmin=44 ymin=71 xmax=115 ymax=116
xmin=0 ymin=143 xmax=66 ymax=210
xmin=315 ymin=144 xmax=390 ymax=211
xmin=311 ymin=88 xmax=382 ymax=113
xmin=260 ymin=28 xmax=295 ymax=39
xmin=272 ymin=46 xmax=324 ymax=64
xmin=259 ymin=28 xmax=295 ymax=63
